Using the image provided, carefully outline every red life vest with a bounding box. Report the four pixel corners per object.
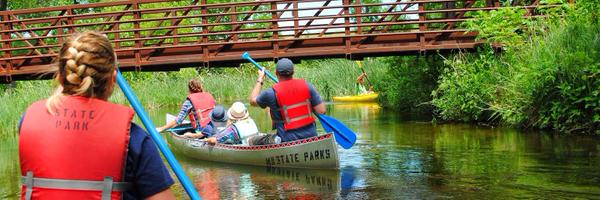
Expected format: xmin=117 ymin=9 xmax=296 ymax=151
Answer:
xmin=273 ymin=79 xmax=315 ymax=130
xmin=187 ymin=92 xmax=216 ymax=129
xmin=19 ymin=96 xmax=134 ymax=200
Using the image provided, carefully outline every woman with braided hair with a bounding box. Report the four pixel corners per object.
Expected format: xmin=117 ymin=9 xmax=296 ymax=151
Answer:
xmin=156 ymin=78 xmax=217 ymax=138
xmin=19 ymin=31 xmax=175 ymax=200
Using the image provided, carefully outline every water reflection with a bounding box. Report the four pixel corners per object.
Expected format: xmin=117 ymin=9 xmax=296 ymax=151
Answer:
xmin=152 ymin=102 xmax=600 ymax=199
xmin=177 ymin=158 xmax=344 ymax=199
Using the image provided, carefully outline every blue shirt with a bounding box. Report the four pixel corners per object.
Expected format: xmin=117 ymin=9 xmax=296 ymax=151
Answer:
xmin=19 ymin=118 xmax=174 ymax=199
xmin=256 ymin=82 xmax=322 ymax=142
xmin=123 ymin=124 xmax=175 ymax=199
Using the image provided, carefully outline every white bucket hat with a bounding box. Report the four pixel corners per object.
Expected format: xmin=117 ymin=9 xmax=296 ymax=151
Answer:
xmin=227 ymin=101 xmax=249 ymax=120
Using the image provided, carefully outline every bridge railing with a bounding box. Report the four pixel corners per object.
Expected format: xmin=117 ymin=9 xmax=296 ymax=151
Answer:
xmin=1 ymin=0 xmax=556 ymax=82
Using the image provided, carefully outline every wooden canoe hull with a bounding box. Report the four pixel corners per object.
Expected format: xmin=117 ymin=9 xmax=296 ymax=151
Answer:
xmin=166 ymin=131 xmax=340 ymax=169
xmin=333 ymin=93 xmax=379 ymax=102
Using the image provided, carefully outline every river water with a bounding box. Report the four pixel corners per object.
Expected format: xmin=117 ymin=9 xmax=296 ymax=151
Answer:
xmin=2 ymin=102 xmax=600 ymax=199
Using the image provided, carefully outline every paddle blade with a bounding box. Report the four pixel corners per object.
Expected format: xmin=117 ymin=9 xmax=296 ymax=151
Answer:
xmin=318 ymin=114 xmax=357 ymax=149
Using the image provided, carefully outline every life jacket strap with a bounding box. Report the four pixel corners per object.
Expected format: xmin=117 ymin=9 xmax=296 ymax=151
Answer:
xmin=24 ymin=171 xmax=33 ymax=200
xmin=196 ymin=107 xmax=214 ymax=126
xmin=282 ymin=99 xmax=312 ymax=123
xmin=22 ymin=171 xmax=132 ymax=200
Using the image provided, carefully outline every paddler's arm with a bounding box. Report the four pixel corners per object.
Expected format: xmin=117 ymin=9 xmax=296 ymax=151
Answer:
xmin=156 ymin=120 xmax=177 ymax=133
xmin=308 ymin=83 xmax=326 ymax=115
xmin=249 ymin=69 xmax=266 ymax=106
xmin=313 ymin=103 xmax=326 ymax=114
xmin=157 ymin=100 xmax=193 ymax=132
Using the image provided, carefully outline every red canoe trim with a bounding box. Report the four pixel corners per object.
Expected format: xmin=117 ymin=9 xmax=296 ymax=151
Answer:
xmin=198 ymin=133 xmax=332 ymax=151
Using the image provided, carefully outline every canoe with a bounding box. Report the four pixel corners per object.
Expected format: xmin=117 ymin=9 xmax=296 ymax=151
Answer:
xmin=165 ymin=114 xmax=340 ymax=169
xmin=333 ymin=92 xmax=379 ymax=102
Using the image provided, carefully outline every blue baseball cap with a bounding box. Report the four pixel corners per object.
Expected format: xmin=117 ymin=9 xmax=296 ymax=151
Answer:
xmin=276 ymin=58 xmax=294 ymax=75
xmin=209 ymin=105 xmax=228 ymax=122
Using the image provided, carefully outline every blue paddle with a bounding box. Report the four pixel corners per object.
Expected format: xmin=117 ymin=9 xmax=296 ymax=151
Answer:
xmin=242 ymin=52 xmax=357 ymax=149
xmin=116 ymin=69 xmax=201 ymax=200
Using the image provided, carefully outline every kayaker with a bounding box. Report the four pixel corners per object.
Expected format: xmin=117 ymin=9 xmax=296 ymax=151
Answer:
xmin=18 ymin=31 xmax=175 ymax=199
xmin=356 ymin=72 xmax=368 ymax=94
xmin=156 ymin=78 xmax=216 ymax=138
xmin=248 ymin=58 xmax=326 ymax=144
xmin=356 ymin=72 xmax=374 ymax=94
xmin=205 ymin=101 xmax=263 ymax=145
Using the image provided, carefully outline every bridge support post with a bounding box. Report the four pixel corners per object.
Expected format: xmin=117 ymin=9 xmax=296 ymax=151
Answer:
xmin=418 ymin=2 xmax=426 ymax=54
xmin=66 ymin=9 xmax=75 ymax=34
xmin=171 ymin=10 xmax=179 ymax=45
xmin=271 ymin=2 xmax=279 ymax=59
xmin=200 ymin=0 xmax=209 ymax=64
xmin=57 ymin=11 xmax=65 ymax=45
xmin=355 ymin=0 xmax=362 ymax=34
xmin=343 ymin=0 xmax=351 ymax=55
xmin=132 ymin=2 xmax=142 ymax=70
xmin=293 ymin=2 xmax=299 ymax=36
xmin=1 ymin=14 xmax=13 ymax=83
xmin=230 ymin=6 xmax=237 ymax=41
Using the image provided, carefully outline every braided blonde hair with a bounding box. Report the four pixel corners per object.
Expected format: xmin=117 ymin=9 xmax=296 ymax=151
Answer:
xmin=46 ymin=31 xmax=117 ymax=114
xmin=188 ymin=78 xmax=204 ymax=93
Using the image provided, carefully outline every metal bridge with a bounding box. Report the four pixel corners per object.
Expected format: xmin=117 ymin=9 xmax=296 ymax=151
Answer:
xmin=0 ymin=0 xmax=556 ymax=82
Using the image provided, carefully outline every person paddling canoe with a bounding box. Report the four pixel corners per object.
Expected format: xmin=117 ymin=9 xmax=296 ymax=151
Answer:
xmin=248 ymin=58 xmax=326 ymax=145
xmin=157 ymin=78 xmax=216 ymax=138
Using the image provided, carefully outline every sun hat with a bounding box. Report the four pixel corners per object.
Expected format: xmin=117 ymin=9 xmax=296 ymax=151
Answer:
xmin=227 ymin=102 xmax=249 ymax=121
xmin=209 ymin=105 xmax=228 ymax=123
xmin=276 ymin=58 xmax=294 ymax=75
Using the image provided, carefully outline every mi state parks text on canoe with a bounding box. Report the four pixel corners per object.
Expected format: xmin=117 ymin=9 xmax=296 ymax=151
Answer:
xmin=266 ymin=149 xmax=332 ymax=166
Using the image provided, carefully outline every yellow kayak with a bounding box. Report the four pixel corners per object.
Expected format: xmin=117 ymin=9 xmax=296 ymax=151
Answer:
xmin=333 ymin=93 xmax=379 ymax=102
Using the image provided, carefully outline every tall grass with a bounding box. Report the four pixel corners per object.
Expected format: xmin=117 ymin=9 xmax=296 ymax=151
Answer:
xmin=0 ymin=59 xmax=386 ymax=137
xmin=495 ymin=11 xmax=600 ymax=133
xmin=0 ymin=81 xmax=54 ymax=137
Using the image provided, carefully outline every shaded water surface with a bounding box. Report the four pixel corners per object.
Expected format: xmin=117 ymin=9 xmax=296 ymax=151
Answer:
xmin=2 ymin=102 xmax=600 ymax=199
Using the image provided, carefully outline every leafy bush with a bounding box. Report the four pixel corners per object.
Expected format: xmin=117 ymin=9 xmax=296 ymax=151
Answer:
xmin=432 ymin=0 xmax=600 ymax=134
xmin=497 ymin=7 xmax=600 ymax=134
xmin=432 ymin=48 xmax=506 ymax=122
xmin=373 ymin=56 xmax=442 ymax=115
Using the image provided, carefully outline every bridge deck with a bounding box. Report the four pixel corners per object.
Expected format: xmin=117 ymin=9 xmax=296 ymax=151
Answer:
xmin=0 ymin=0 xmax=551 ymax=82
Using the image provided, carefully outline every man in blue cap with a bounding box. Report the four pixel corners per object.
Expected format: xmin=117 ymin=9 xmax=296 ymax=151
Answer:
xmin=249 ymin=58 xmax=326 ymax=144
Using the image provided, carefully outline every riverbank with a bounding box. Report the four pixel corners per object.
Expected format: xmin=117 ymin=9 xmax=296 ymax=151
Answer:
xmin=373 ymin=1 xmax=599 ymax=134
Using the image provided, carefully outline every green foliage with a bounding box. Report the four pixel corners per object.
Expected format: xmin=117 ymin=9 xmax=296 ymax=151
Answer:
xmin=432 ymin=0 xmax=600 ymax=134
xmin=432 ymin=48 xmax=506 ymax=122
xmin=372 ymin=56 xmax=442 ymax=115
xmin=465 ymin=7 xmax=529 ymax=47
xmin=0 ymin=80 xmax=53 ymax=137
xmin=497 ymin=12 xmax=600 ymax=134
